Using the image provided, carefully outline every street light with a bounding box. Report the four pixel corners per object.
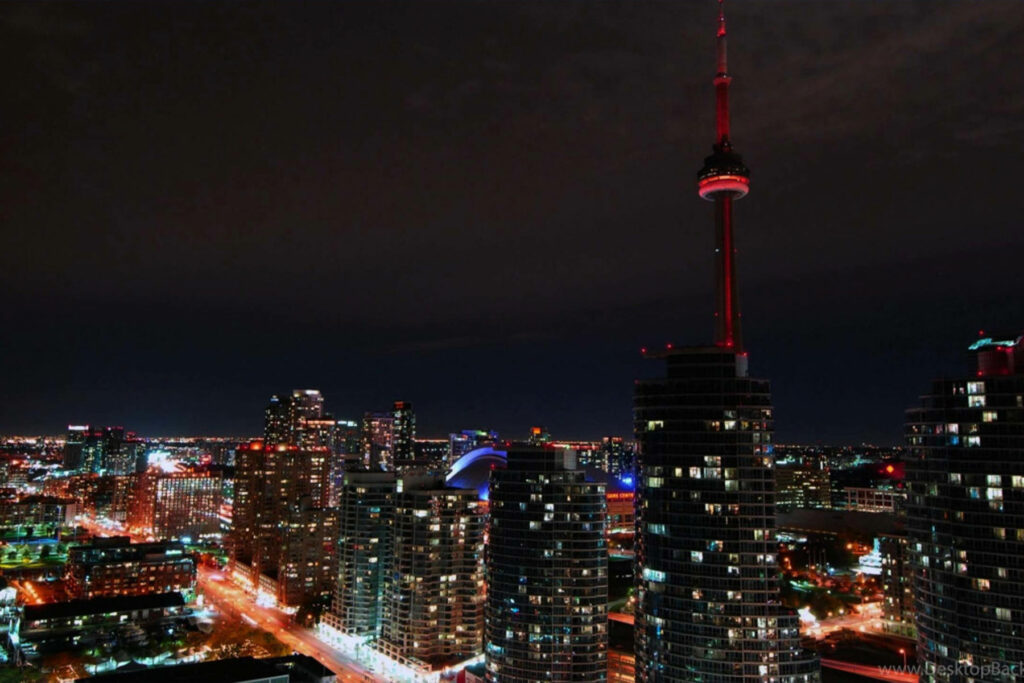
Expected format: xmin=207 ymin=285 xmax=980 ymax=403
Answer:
xmin=899 ymin=648 xmax=907 ymax=668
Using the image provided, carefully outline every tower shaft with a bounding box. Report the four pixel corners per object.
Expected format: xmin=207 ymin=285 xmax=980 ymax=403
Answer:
xmin=714 ymin=194 xmax=742 ymax=351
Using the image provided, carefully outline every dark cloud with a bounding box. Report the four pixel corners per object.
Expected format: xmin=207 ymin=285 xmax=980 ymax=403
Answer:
xmin=1 ymin=0 xmax=1022 ymax=441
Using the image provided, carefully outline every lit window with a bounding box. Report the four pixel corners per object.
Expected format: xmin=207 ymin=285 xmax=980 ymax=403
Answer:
xmin=982 ymin=411 xmax=998 ymax=423
xmin=642 ymin=567 xmax=666 ymax=583
xmin=967 ymin=381 xmax=985 ymax=395
xmin=968 ymin=396 xmax=986 ymax=408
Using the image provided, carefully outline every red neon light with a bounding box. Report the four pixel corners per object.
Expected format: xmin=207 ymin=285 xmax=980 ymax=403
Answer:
xmin=698 ymin=176 xmax=749 ymax=200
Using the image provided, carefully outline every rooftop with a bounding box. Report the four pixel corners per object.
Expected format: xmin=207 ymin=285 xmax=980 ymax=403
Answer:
xmin=24 ymin=592 xmax=185 ymax=622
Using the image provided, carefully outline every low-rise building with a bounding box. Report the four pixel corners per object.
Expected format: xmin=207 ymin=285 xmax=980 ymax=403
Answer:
xmin=14 ymin=592 xmax=188 ymax=658
xmin=66 ymin=537 xmax=196 ymax=600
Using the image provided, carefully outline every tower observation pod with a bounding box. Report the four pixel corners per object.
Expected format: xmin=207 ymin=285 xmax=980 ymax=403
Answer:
xmin=699 ymin=0 xmax=748 ymax=353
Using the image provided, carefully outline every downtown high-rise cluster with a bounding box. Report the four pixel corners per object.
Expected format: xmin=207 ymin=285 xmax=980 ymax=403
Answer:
xmin=1 ymin=3 xmax=1021 ymax=682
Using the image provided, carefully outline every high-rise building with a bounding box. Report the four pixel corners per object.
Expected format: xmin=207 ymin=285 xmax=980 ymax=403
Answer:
xmin=324 ymin=471 xmax=397 ymax=639
xmin=905 ymin=333 xmax=1024 ymax=682
xmin=409 ymin=439 xmax=448 ymax=476
xmin=632 ymin=4 xmax=819 ymax=681
xmin=329 ymin=419 xmax=362 ymax=506
xmin=879 ymin=533 xmax=914 ymax=639
xmin=64 ymin=426 xmax=145 ymax=475
xmin=229 ymin=441 xmax=333 ymax=608
xmin=264 ymin=389 xmax=328 ymax=448
xmin=362 ymin=412 xmax=395 ymax=471
xmin=392 ymin=401 xmax=416 ymax=468
xmin=602 ymin=436 xmax=635 ymax=480
xmin=275 ymin=501 xmax=340 ymax=608
xmin=128 ymin=465 xmax=225 ymax=541
xmin=361 ymin=401 xmax=416 ymax=471
xmin=484 ymin=446 xmax=608 ymax=682
xmin=378 ymin=476 xmax=486 ymax=670
xmin=63 ymin=425 xmax=89 ymax=470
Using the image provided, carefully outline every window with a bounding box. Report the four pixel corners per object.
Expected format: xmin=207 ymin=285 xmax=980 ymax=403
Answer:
xmin=968 ymin=396 xmax=986 ymax=408
xmin=967 ymin=381 xmax=985 ymax=395
xmin=642 ymin=567 xmax=666 ymax=583
xmin=982 ymin=411 xmax=998 ymax=423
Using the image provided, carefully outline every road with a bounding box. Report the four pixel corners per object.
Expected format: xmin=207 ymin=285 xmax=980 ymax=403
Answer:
xmin=76 ymin=515 xmax=380 ymax=682
xmin=803 ymin=601 xmax=889 ymax=639
xmin=197 ymin=566 xmax=380 ymax=683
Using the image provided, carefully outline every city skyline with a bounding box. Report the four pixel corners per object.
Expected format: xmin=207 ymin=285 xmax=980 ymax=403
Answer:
xmin=3 ymin=2 xmax=1023 ymax=441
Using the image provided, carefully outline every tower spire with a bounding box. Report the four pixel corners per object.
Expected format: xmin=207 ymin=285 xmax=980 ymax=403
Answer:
xmin=699 ymin=0 xmax=749 ymax=353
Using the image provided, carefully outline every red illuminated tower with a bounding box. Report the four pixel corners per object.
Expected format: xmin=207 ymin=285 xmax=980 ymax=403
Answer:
xmin=698 ymin=0 xmax=750 ymax=353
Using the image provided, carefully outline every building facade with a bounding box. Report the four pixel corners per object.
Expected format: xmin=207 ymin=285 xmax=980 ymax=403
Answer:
xmin=230 ymin=442 xmax=333 ymax=608
xmin=377 ymin=476 xmax=485 ymax=670
xmin=324 ymin=471 xmax=396 ymax=639
xmin=634 ymin=349 xmax=819 ymax=682
xmin=129 ymin=466 xmax=224 ymax=540
xmin=906 ymin=334 xmax=1024 ymax=682
xmin=485 ymin=446 xmax=608 ymax=682
xmin=879 ymin=533 xmax=914 ymax=638
xmin=776 ymin=466 xmax=832 ymax=511
xmin=65 ymin=537 xmax=196 ymax=600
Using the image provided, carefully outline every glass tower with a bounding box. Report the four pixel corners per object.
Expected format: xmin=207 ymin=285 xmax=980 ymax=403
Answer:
xmin=634 ymin=349 xmax=819 ymax=682
xmin=906 ymin=334 xmax=1024 ymax=682
xmin=485 ymin=446 xmax=608 ymax=682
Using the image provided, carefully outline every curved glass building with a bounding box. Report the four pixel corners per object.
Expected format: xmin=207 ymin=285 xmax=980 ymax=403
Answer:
xmin=906 ymin=334 xmax=1024 ymax=682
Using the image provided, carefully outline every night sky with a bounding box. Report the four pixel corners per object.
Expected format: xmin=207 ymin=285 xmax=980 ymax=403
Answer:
xmin=2 ymin=1 xmax=1022 ymax=443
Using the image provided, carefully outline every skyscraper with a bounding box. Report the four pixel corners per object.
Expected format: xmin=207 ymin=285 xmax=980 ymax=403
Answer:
xmin=484 ymin=446 xmax=608 ymax=682
xmin=378 ymin=476 xmax=486 ymax=670
xmin=264 ymin=389 xmax=328 ymax=448
xmin=362 ymin=411 xmax=395 ymax=471
xmin=229 ymin=441 xmax=333 ymax=608
xmin=392 ymin=401 xmax=416 ymax=469
xmin=324 ymin=471 xmax=396 ymax=640
xmin=129 ymin=465 xmax=225 ymax=541
xmin=906 ymin=333 xmax=1024 ymax=682
xmin=361 ymin=401 xmax=416 ymax=471
xmin=632 ymin=3 xmax=819 ymax=681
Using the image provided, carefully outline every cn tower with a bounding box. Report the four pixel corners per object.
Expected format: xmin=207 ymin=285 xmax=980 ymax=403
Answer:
xmin=632 ymin=3 xmax=820 ymax=681
xmin=699 ymin=0 xmax=750 ymax=353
